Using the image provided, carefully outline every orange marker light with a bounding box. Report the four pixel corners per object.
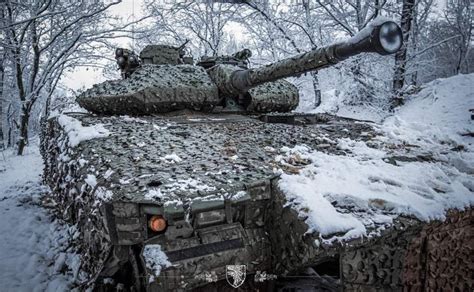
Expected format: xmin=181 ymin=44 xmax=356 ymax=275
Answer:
xmin=149 ymin=215 xmax=167 ymax=232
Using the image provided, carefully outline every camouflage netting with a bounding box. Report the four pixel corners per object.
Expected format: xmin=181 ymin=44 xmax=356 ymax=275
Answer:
xmin=246 ymin=80 xmax=298 ymax=112
xmin=43 ymin=113 xmax=378 ymax=204
xmin=40 ymin=112 xmax=473 ymax=291
xmin=40 ymin=112 xmax=380 ymax=284
xmin=77 ymin=65 xmax=219 ymax=115
xmin=40 ymin=116 xmax=113 ymax=287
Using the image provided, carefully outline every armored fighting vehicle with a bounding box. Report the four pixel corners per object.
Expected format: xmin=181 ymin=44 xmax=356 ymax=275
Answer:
xmin=41 ymin=20 xmax=472 ymax=292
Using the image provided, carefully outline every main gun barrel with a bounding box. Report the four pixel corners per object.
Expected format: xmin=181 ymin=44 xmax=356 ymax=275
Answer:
xmin=221 ymin=20 xmax=402 ymax=95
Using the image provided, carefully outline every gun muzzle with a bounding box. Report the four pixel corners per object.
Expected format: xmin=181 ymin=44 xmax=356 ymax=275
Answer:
xmin=335 ymin=21 xmax=403 ymax=59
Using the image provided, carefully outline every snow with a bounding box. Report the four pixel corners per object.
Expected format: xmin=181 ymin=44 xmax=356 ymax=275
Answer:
xmin=85 ymin=174 xmax=97 ymax=187
xmin=104 ymin=169 xmax=114 ymax=179
xmin=57 ymin=114 xmax=110 ymax=147
xmin=157 ymin=153 xmax=183 ymax=164
xmin=232 ymin=190 xmax=248 ymax=200
xmin=78 ymin=159 xmax=88 ymax=167
xmin=382 ymin=74 xmax=474 ymax=176
xmin=161 ymin=153 xmax=183 ymax=163
xmin=307 ymin=89 xmax=389 ymax=122
xmin=347 ymin=16 xmax=394 ymax=44
xmin=96 ymin=187 xmax=114 ymax=201
xmin=279 ymin=73 xmax=474 ymax=243
xmin=142 ymin=244 xmax=171 ymax=282
xmin=145 ymin=188 xmax=164 ymax=200
xmin=383 ymin=73 xmax=473 ymax=148
xmin=229 ymin=155 xmax=238 ymax=161
xmin=121 ymin=115 xmax=148 ymax=124
xmin=153 ymin=124 xmax=169 ymax=130
xmin=278 ymin=142 xmax=472 ymax=242
xmin=163 ymin=178 xmax=216 ymax=193
xmin=0 ymin=146 xmax=81 ymax=291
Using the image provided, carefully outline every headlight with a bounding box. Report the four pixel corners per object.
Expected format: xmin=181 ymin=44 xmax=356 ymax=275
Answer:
xmin=148 ymin=215 xmax=167 ymax=232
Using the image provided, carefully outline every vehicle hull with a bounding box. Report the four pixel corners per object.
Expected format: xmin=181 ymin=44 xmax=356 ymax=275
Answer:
xmin=40 ymin=113 xmax=473 ymax=291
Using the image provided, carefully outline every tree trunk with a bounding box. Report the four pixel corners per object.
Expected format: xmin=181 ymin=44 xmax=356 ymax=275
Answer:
xmin=0 ymin=7 xmax=5 ymax=150
xmin=7 ymin=127 xmax=12 ymax=148
xmin=0 ymin=53 xmax=4 ymax=150
xmin=410 ymin=3 xmax=418 ymax=86
xmin=302 ymin=0 xmax=321 ymax=108
xmin=6 ymin=103 xmax=12 ymax=148
xmin=310 ymin=71 xmax=321 ymax=107
xmin=392 ymin=0 xmax=415 ymax=97
xmin=17 ymin=104 xmax=29 ymax=155
xmin=455 ymin=37 xmax=466 ymax=74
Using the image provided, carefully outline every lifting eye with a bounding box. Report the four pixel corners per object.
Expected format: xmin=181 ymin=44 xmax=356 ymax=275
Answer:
xmin=148 ymin=215 xmax=167 ymax=233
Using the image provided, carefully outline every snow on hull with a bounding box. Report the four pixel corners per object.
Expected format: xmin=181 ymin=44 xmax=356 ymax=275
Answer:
xmin=278 ymin=142 xmax=473 ymax=243
xmin=57 ymin=114 xmax=110 ymax=147
xmin=278 ymin=73 xmax=474 ymax=244
xmin=143 ymin=245 xmax=171 ymax=283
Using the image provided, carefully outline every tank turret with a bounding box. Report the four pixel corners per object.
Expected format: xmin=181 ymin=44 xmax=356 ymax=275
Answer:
xmin=77 ymin=20 xmax=402 ymax=115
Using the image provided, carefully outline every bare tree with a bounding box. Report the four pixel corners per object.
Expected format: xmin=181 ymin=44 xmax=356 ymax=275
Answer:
xmin=392 ymin=0 xmax=416 ymax=97
xmin=315 ymin=0 xmax=391 ymax=105
xmin=143 ymin=1 xmax=238 ymax=57
xmin=397 ymin=0 xmax=472 ymax=85
xmin=301 ymin=0 xmax=322 ymax=106
xmin=1 ymin=5 xmax=6 ymax=149
xmin=444 ymin=0 xmax=472 ymax=74
xmin=1 ymin=0 xmax=144 ymax=155
xmin=0 ymin=42 xmax=5 ymax=150
xmin=239 ymin=0 xmax=325 ymax=106
xmin=404 ymin=0 xmax=434 ymax=86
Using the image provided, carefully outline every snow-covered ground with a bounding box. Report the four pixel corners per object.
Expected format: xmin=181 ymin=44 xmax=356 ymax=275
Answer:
xmin=0 ymin=146 xmax=80 ymax=292
xmin=279 ymin=73 xmax=474 ymax=243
